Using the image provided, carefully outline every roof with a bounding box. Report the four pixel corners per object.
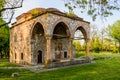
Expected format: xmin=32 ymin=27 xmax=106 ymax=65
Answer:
xmin=11 ymin=8 xmax=90 ymax=27
xmin=16 ymin=8 xmax=85 ymax=21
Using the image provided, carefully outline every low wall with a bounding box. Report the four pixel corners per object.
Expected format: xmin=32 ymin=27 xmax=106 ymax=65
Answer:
xmin=49 ymin=58 xmax=91 ymax=68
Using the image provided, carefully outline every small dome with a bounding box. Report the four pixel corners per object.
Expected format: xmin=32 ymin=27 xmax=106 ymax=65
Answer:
xmin=46 ymin=8 xmax=60 ymax=12
xmin=27 ymin=8 xmax=46 ymax=14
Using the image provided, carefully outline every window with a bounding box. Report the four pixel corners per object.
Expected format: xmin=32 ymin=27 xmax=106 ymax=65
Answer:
xmin=21 ymin=53 xmax=23 ymax=60
xmin=15 ymin=53 xmax=17 ymax=59
xmin=64 ymin=52 xmax=67 ymax=58
xmin=14 ymin=34 xmax=17 ymax=42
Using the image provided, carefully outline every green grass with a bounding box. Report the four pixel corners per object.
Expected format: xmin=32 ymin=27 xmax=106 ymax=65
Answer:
xmin=0 ymin=58 xmax=21 ymax=67
xmin=1 ymin=52 xmax=120 ymax=80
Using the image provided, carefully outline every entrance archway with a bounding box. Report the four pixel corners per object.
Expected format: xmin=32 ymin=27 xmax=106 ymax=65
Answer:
xmin=52 ymin=22 xmax=70 ymax=59
xmin=31 ymin=22 xmax=46 ymax=64
xmin=73 ymin=26 xmax=87 ymax=58
xmin=37 ymin=50 xmax=42 ymax=63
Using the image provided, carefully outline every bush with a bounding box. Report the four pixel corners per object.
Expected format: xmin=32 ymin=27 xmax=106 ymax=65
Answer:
xmin=111 ymin=46 xmax=118 ymax=53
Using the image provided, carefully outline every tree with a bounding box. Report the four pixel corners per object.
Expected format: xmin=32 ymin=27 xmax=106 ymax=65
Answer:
xmin=103 ymin=38 xmax=113 ymax=51
xmin=107 ymin=20 xmax=120 ymax=53
xmin=89 ymin=24 xmax=99 ymax=51
xmin=64 ymin=0 xmax=120 ymax=21
xmin=93 ymin=36 xmax=102 ymax=53
xmin=100 ymin=28 xmax=108 ymax=51
xmin=0 ymin=19 xmax=9 ymax=58
xmin=73 ymin=40 xmax=81 ymax=51
xmin=0 ymin=0 xmax=24 ymax=27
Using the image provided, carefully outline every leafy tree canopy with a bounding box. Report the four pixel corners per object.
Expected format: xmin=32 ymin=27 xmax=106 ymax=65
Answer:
xmin=64 ymin=0 xmax=120 ymax=21
xmin=0 ymin=19 xmax=9 ymax=47
xmin=107 ymin=20 xmax=120 ymax=42
xmin=0 ymin=0 xmax=5 ymax=9
xmin=107 ymin=20 xmax=120 ymax=53
xmin=0 ymin=19 xmax=9 ymax=58
xmin=73 ymin=40 xmax=81 ymax=51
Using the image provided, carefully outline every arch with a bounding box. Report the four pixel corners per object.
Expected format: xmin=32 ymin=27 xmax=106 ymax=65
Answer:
xmin=31 ymin=22 xmax=45 ymax=39
xmin=53 ymin=22 xmax=70 ymax=36
xmin=73 ymin=25 xmax=87 ymax=41
xmin=30 ymin=21 xmax=46 ymax=64
xmin=52 ymin=21 xmax=71 ymax=59
xmin=30 ymin=20 xmax=45 ymax=38
xmin=51 ymin=19 xmax=71 ymax=37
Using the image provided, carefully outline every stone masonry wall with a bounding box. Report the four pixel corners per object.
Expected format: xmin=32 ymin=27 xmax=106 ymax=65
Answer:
xmin=10 ymin=11 xmax=90 ymax=65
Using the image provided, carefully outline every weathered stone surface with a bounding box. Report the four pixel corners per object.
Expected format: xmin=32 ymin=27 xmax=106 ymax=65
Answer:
xmin=11 ymin=72 xmax=19 ymax=77
xmin=10 ymin=8 xmax=90 ymax=66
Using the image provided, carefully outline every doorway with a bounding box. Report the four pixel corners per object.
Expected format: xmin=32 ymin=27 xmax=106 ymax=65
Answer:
xmin=64 ymin=52 xmax=67 ymax=58
xmin=37 ymin=50 xmax=42 ymax=64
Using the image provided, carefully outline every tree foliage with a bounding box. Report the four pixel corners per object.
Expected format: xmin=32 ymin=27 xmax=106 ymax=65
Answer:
xmin=64 ymin=0 xmax=120 ymax=21
xmin=73 ymin=40 xmax=81 ymax=51
xmin=0 ymin=19 xmax=9 ymax=58
xmin=90 ymin=36 xmax=102 ymax=53
xmin=103 ymin=38 xmax=112 ymax=51
xmin=107 ymin=20 xmax=120 ymax=53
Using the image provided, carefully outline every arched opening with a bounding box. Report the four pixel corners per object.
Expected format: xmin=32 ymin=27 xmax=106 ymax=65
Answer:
xmin=37 ymin=50 xmax=42 ymax=64
xmin=52 ymin=22 xmax=70 ymax=60
xmin=73 ymin=27 xmax=87 ymax=58
xmin=31 ymin=23 xmax=44 ymax=39
xmin=31 ymin=22 xmax=45 ymax=64
xmin=21 ymin=53 xmax=23 ymax=60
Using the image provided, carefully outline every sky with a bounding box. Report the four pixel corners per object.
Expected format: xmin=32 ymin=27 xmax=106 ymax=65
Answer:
xmin=12 ymin=0 xmax=120 ymax=31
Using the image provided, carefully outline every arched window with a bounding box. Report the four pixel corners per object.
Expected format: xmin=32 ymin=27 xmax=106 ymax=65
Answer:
xmin=21 ymin=53 xmax=23 ymax=60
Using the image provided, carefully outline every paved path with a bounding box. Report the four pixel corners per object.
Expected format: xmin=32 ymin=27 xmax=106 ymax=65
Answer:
xmin=0 ymin=62 xmax=95 ymax=73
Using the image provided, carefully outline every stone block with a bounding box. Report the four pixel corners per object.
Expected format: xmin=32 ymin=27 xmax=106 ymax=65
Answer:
xmin=11 ymin=72 xmax=19 ymax=77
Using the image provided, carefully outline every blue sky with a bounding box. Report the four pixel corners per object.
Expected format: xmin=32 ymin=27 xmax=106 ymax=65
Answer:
xmin=13 ymin=0 xmax=120 ymax=31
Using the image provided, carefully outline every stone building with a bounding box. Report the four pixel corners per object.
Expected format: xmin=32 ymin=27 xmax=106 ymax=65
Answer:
xmin=10 ymin=8 xmax=90 ymax=66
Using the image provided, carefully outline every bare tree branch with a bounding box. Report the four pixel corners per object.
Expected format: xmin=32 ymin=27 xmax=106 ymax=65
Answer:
xmin=0 ymin=0 xmax=24 ymax=27
xmin=0 ymin=6 xmax=22 ymax=12
xmin=0 ymin=11 xmax=14 ymax=27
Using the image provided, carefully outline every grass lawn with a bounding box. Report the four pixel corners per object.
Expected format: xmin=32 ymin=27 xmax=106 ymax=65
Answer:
xmin=0 ymin=58 xmax=21 ymax=67
xmin=1 ymin=52 xmax=120 ymax=80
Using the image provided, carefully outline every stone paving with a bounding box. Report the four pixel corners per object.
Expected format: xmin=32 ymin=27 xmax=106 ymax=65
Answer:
xmin=0 ymin=62 xmax=94 ymax=73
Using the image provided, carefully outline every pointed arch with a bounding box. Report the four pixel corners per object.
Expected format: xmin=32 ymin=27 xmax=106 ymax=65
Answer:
xmin=73 ymin=25 xmax=87 ymax=41
xmin=30 ymin=20 xmax=45 ymax=39
xmin=51 ymin=19 xmax=71 ymax=37
xmin=30 ymin=22 xmax=45 ymax=39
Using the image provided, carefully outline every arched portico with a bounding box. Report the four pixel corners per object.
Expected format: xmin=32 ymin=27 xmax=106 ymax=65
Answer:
xmin=50 ymin=19 xmax=72 ymax=36
xmin=51 ymin=22 xmax=71 ymax=61
xmin=30 ymin=22 xmax=46 ymax=65
xmin=73 ymin=26 xmax=90 ymax=62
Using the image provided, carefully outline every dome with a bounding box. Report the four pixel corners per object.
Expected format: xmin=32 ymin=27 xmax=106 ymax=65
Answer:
xmin=46 ymin=8 xmax=60 ymax=12
xmin=27 ymin=8 xmax=46 ymax=14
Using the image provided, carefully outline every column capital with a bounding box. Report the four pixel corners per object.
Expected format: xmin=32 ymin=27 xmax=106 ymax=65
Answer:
xmin=69 ymin=37 xmax=73 ymax=41
xmin=45 ymin=35 xmax=52 ymax=40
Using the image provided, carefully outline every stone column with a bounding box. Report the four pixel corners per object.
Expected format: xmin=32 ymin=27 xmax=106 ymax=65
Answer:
xmin=85 ymin=38 xmax=90 ymax=62
xmin=45 ymin=35 xmax=52 ymax=68
xmin=69 ymin=38 xmax=73 ymax=59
